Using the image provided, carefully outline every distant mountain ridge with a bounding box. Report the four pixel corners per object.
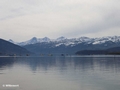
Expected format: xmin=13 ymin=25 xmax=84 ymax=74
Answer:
xmin=9 ymin=36 xmax=120 ymax=46
xmin=8 ymin=36 xmax=120 ymax=54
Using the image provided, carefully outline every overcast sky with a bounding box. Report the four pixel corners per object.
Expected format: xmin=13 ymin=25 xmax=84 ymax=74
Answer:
xmin=0 ymin=0 xmax=120 ymax=41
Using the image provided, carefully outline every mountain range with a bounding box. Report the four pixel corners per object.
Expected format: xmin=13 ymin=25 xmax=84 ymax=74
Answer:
xmin=9 ymin=36 xmax=120 ymax=46
xmin=8 ymin=36 xmax=120 ymax=54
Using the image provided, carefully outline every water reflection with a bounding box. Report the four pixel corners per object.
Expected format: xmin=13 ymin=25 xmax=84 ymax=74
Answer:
xmin=0 ymin=57 xmax=15 ymax=71
xmin=0 ymin=57 xmax=120 ymax=73
xmin=0 ymin=56 xmax=120 ymax=90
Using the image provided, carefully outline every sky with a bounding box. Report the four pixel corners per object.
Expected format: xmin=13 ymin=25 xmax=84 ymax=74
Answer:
xmin=0 ymin=0 xmax=120 ymax=42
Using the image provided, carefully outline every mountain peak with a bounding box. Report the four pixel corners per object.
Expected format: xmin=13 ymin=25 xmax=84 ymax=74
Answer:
xmin=41 ymin=37 xmax=50 ymax=42
xmin=56 ymin=36 xmax=66 ymax=41
xmin=8 ymin=39 xmax=14 ymax=42
xmin=28 ymin=37 xmax=38 ymax=44
xmin=42 ymin=37 xmax=50 ymax=40
xmin=31 ymin=37 xmax=37 ymax=40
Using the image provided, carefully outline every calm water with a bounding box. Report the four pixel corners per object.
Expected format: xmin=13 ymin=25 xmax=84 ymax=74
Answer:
xmin=0 ymin=56 xmax=120 ymax=90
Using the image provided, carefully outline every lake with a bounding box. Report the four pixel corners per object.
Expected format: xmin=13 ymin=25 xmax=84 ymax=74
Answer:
xmin=0 ymin=55 xmax=120 ymax=90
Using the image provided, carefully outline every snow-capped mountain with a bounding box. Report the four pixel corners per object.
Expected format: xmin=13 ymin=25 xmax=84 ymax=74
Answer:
xmin=8 ymin=39 xmax=18 ymax=44
xmin=8 ymin=36 xmax=120 ymax=54
xmin=9 ymin=36 xmax=120 ymax=46
xmin=8 ymin=39 xmax=14 ymax=43
xmin=15 ymin=37 xmax=51 ymax=46
xmin=56 ymin=36 xmax=67 ymax=41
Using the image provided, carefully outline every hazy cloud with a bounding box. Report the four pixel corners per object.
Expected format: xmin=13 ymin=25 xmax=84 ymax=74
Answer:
xmin=0 ymin=0 xmax=120 ymax=41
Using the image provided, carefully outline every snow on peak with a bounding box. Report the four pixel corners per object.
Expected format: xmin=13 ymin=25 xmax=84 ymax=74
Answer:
xmin=31 ymin=37 xmax=37 ymax=40
xmin=56 ymin=36 xmax=66 ymax=41
xmin=42 ymin=37 xmax=51 ymax=42
xmin=8 ymin=39 xmax=18 ymax=44
xmin=77 ymin=37 xmax=91 ymax=42
xmin=8 ymin=39 xmax=14 ymax=43
xmin=92 ymin=36 xmax=120 ymax=44
xmin=30 ymin=37 xmax=37 ymax=43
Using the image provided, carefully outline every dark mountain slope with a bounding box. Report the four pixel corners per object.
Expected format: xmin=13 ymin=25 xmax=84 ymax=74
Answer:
xmin=107 ymin=47 xmax=120 ymax=52
xmin=0 ymin=39 xmax=31 ymax=55
xmin=75 ymin=47 xmax=120 ymax=55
